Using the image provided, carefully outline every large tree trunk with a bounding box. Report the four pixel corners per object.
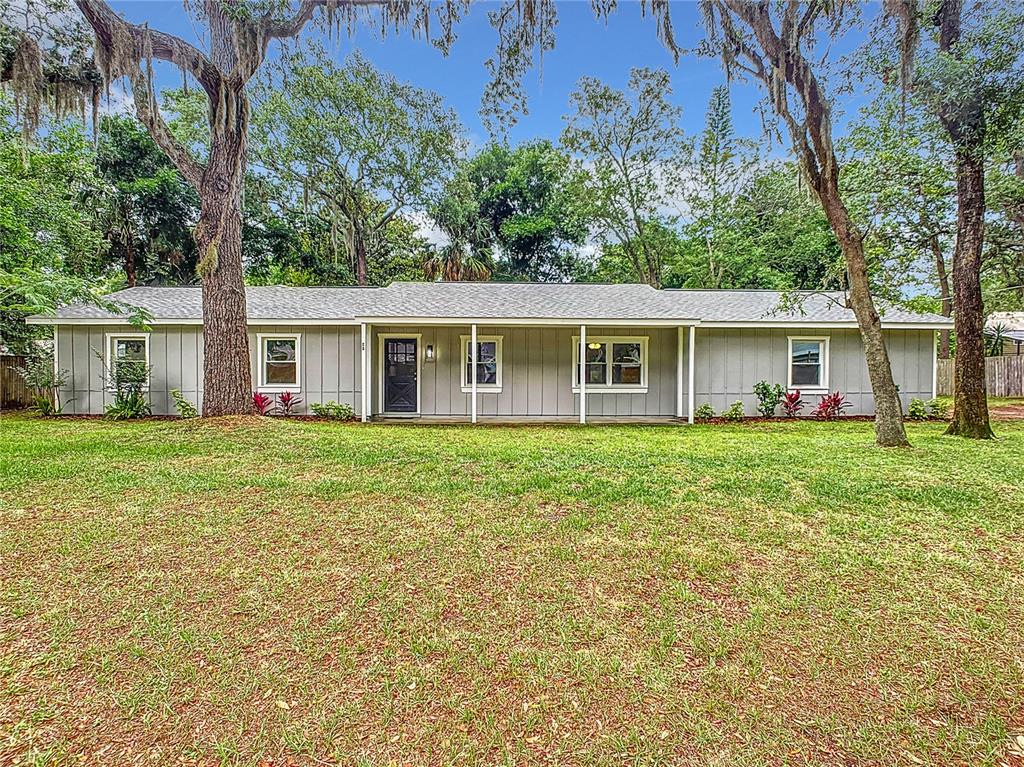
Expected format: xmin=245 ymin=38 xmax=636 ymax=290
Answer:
xmin=716 ymin=0 xmax=909 ymax=447
xmin=823 ymin=196 xmax=910 ymax=447
xmin=945 ymin=151 xmax=993 ymax=438
xmin=196 ymin=89 xmax=253 ymax=416
xmin=930 ymin=234 xmax=952 ymax=358
xmin=933 ymin=0 xmax=992 ymax=439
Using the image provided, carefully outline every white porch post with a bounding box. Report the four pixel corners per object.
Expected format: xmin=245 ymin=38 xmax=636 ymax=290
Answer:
xmin=579 ymin=324 xmax=587 ymax=425
xmin=931 ymin=332 xmax=938 ymax=400
xmin=688 ymin=325 xmax=696 ymax=425
xmin=676 ymin=326 xmax=684 ymax=419
xmin=471 ymin=323 xmax=478 ymax=424
xmin=360 ymin=323 xmax=369 ymax=422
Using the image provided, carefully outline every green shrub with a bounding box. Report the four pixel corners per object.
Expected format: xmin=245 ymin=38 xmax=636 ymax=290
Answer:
xmin=694 ymin=403 xmax=716 ymax=422
xmin=753 ymin=380 xmax=785 ymax=417
xmin=105 ymin=389 xmax=151 ymax=420
xmin=310 ymin=400 xmax=355 ymax=420
xmin=926 ymin=398 xmax=950 ymax=419
xmin=100 ymin=355 xmax=151 ymax=420
xmin=722 ymin=401 xmax=745 ymax=421
xmin=170 ymin=389 xmax=199 ymax=418
xmin=17 ymin=354 xmax=69 ymax=415
xmin=908 ymin=398 xmax=929 ymax=421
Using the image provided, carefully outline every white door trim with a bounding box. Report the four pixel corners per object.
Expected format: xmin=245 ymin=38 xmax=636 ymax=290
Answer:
xmin=377 ymin=332 xmax=423 ymax=415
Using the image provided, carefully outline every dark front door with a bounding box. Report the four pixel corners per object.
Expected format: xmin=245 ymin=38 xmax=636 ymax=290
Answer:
xmin=383 ymin=337 xmax=418 ymax=413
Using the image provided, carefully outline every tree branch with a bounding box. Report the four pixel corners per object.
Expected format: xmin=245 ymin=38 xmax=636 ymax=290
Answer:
xmin=75 ymin=0 xmax=221 ymax=96
xmin=74 ymin=0 xmax=210 ymax=187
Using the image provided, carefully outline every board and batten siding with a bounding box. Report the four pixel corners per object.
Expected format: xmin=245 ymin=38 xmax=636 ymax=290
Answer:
xmin=56 ymin=324 xmax=363 ymax=416
xmin=369 ymin=325 xmax=682 ymax=418
xmin=693 ymin=327 xmax=935 ymax=415
xmin=55 ymin=323 xmax=936 ymax=418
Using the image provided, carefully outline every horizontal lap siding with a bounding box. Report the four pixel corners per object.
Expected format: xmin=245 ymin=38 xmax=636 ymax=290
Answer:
xmin=693 ymin=327 xmax=935 ymax=416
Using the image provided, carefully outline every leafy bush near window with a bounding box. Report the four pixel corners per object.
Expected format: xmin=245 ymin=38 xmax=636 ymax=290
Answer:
xmin=781 ymin=390 xmax=804 ymax=418
xmin=17 ymin=355 xmax=69 ymax=415
xmin=813 ymin=391 xmax=852 ymax=420
xmin=310 ymin=401 xmax=355 ymax=420
xmin=722 ymin=401 xmax=745 ymax=421
xmin=170 ymin=389 xmax=199 ymax=419
xmin=276 ymin=391 xmax=303 ymax=415
xmin=253 ymin=392 xmax=275 ymax=416
xmin=101 ymin=356 xmax=151 ymax=420
xmin=926 ymin=398 xmax=950 ymax=419
xmin=753 ymin=381 xmax=785 ymax=417
xmin=694 ymin=403 xmax=716 ymax=422
xmin=908 ymin=398 xmax=929 ymax=421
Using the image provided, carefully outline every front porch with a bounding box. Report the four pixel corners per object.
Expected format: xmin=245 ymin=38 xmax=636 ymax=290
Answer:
xmin=357 ymin=321 xmax=698 ymax=424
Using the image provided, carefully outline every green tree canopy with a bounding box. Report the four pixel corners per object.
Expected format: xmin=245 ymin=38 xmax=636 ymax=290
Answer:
xmin=250 ymin=46 xmax=464 ymax=286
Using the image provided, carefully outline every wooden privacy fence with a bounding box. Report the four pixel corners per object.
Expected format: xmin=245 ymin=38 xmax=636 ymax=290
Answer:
xmin=936 ymin=356 xmax=1024 ymax=397
xmin=1 ymin=355 xmax=32 ymax=410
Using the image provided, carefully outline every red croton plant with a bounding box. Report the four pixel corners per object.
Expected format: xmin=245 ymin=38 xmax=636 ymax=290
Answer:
xmin=276 ymin=391 xmax=302 ymax=416
xmin=252 ymin=392 xmax=275 ymax=416
xmin=782 ymin=390 xmax=804 ymax=418
xmin=813 ymin=391 xmax=853 ymax=420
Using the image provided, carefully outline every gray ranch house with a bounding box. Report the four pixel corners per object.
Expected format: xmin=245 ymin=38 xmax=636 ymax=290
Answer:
xmin=30 ymin=282 xmax=951 ymax=422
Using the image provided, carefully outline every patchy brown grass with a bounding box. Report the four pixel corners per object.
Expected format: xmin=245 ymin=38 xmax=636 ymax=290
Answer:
xmin=1 ymin=415 xmax=1023 ymax=766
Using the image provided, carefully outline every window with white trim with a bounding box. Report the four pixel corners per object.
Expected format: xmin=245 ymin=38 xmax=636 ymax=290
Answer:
xmin=787 ymin=336 xmax=828 ymax=390
xmin=460 ymin=336 xmax=502 ymax=391
xmin=107 ymin=333 xmax=150 ymax=388
xmin=258 ymin=334 xmax=301 ymax=390
xmin=572 ymin=336 xmax=648 ymax=390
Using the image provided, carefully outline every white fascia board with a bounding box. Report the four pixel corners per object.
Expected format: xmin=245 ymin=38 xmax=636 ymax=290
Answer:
xmin=352 ymin=316 xmax=701 ymax=327
xmin=700 ymin=320 xmax=954 ymax=330
xmin=29 ymin=317 xmax=361 ymax=326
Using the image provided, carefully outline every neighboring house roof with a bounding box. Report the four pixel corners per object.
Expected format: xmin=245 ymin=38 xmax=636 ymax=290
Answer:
xmin=986 ymin=311 xmax=1024 ymax=342
xmin=28 ymin=282 xmax=954 ymax=328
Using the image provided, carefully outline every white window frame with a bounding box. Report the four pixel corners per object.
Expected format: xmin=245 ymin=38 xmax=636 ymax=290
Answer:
xmin=257 ymin=333 xmax=302 ymax=392
xmin=104 ymin=332 xmax=150 ymax=390
xmin=571 ymin=335 xmax=648 ymax=393
xmin=787 ymin=336 xmax=829 ymax=392
xmin=460 ymin=335 xmax=503 ymax=393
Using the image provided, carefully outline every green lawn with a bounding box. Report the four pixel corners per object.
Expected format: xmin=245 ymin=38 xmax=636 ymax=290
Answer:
xmin=2 ymin=416 xmax=1023 ymax=766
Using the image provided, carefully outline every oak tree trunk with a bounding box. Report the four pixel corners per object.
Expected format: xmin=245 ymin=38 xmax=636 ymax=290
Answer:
xmin=822 ymin=196 xmax=910 ymax=447
xmin=718 ymin=0 xmax=909 ymax=447
xmin=945 ymin=151 xmax=993 ymax=438
xmin=934 ymin=0 xmax=993 ymax=439
xmin=196 ymin=87 xmax=254 ymax=416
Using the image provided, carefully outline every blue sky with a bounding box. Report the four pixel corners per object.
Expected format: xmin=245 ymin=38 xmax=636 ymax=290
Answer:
xmin=109 ymin=1 xmax=875 ymax=152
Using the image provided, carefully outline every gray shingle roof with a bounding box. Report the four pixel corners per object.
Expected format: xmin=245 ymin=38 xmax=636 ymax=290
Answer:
xmin=663 ymin=289 xmax=950 ymax=325
xmin=360 ymin=282 xmax=695 ymax=320
xmin=37 ymin=283 xmax=952 ymax=326
xmin=44 ymin=286 xmax=382 ymax=321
